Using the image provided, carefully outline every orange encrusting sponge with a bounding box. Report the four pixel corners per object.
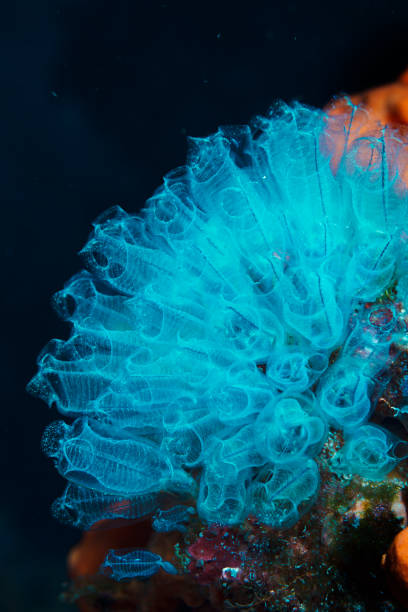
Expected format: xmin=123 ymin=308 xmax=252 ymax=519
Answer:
xmin=383 ymin=527 xmax=408 ymax=609
xmin=328 ymin=69 xmax=408 ymax=128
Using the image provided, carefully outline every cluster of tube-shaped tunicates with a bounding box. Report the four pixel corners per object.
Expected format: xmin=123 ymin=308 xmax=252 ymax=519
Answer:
xmin=29 ymin=101 xmax=408 ymax=533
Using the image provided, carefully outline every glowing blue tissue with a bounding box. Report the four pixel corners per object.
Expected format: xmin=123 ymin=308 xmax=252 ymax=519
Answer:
xmin=254 ymin=395 xmax=327 ymax=464
xmin=318 ymin=366 xmax=372 ymax=430
xmin=51 ymin=483 xmax=164 ymax=530
xmin=42 ymin=417 xmax=194 ymax=496
xmin=330 ymin=424 xmax=408 ymax=481
xmin=29 ymin=99 xmax=408 ymax=559
xmin=100 ymin=549 xmax=178 ymax=581
xmin=248 ymin=459 xmax=320 ymax=529
xmin=152 ymin=505 xmax=195 ymax=532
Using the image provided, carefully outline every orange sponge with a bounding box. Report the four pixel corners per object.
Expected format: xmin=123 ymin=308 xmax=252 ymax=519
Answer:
xmin=382 ymin=527 xmax=408 ymax=609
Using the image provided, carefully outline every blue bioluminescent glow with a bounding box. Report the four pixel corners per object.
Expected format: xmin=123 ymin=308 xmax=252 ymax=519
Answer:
xmin=100 ymin=549 xmax=178 ymax=581
xmin=29 ymin=101 xmax=408 ymax=543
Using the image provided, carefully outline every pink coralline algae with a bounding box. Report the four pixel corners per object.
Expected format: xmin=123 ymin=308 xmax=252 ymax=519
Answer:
xmin=187 ymin=526 xmax=245 ymax=585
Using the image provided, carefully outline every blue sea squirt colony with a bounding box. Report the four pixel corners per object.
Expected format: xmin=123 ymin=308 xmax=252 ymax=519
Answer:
xmin=29 ymin=102 xmax=408 ymax=581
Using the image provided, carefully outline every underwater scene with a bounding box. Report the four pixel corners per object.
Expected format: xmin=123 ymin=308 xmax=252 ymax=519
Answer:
xmin=13 ymin=1 xmax=408 ymax=611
